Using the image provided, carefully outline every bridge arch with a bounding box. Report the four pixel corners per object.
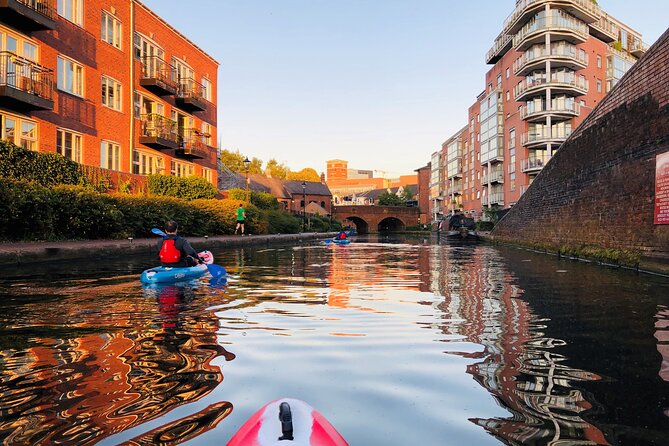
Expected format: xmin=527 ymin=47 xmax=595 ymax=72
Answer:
xmin=333 ymin=206 xmax=420 ymax=234
xmin=343 ymin=216 xmax=369 ymax=235
xmin=378 ymin=217 xmax=406 ymax=233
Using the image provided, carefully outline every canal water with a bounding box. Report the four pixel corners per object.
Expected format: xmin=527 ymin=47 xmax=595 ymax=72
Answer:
xmin=0 ymin=235 xmax=668 ymax=445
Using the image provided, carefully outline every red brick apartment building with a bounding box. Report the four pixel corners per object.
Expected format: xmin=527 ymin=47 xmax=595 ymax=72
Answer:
xmin=429 ymin=0 xmax=647 ymax=221
xmin=0 ymin=0 xmax=219 ymax=186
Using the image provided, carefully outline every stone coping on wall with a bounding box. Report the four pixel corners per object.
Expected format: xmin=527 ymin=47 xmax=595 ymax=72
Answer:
xmin=0 ymin=233 xmax=338 ymax=266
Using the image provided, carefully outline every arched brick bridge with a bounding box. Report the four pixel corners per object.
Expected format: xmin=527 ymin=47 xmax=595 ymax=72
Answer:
xmin=332 ymin=206 xmax=420 ymax=234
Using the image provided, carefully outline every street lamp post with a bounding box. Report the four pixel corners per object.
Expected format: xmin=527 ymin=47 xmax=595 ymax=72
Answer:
xmin=243 ymin=156 xmax=251 ymax=204
xmin=302 ymin=181 xmax=307 ymax=232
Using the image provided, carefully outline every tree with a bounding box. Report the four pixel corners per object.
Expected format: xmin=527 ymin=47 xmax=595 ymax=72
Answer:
xmin=265 ymin=158 xmax=289 ymax=179
xmin=377 ymin=190 xmax=404 ymax=206
xmin=220 ymin=149 xmax=262 ymax=174
xmin=399 ymin=187 xmax=413 ymax=202
xmin=286 ymin=168 xmax=320 ymax=182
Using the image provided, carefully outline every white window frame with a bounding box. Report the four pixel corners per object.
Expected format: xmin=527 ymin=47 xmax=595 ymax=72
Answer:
xmin=101 ymin=10 xmax=122 ymax=49
xmin=201 ymin=77 xmax=212 ymax=101
xmin=57 ymin=0 xmax=83 ymax=26
xmin=132 ymin=149 xmax=164 ymax=175
xmin=202 ymin=167 xmax=212 ymax=183
xmin=101 ymin=75 xmax=122 ymax=111
xmin=170 ymin=159 xmax=194 ymax=178
xmin=56 ymin=128 xmax=83 ymax=163
xmin=100 ymin=140 xmax=121 ymax=171
xmin=1 ymin=112 xmax=38 ymax=151
xmin=57 ymin=55 xmax=84 ymax=97
xmin=201 ymin=122 xmax=212 ymax=145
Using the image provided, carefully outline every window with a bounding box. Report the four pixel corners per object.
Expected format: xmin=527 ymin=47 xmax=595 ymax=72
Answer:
xmin=132 ymin=149 xmax=164 ymax=175
xmin=170 ymin=160 xmax=194 ymax=177
xmin=597 ymin=79 xmax=602 ymax=93
xmin=100 ymin=141 xmax=120 ymax=170
xmin=201 ymin=77 xmax=212 ymax=101
xmin=201 ymin=122 xmax=212 ymax=145
xmin=134 ymin=92 xmax=163 ymax=117
xmin=597 ymin=55 xmax=602 ymax=68
xmin=620 ymin=29 xmax=628 ymax=50
xmin=101 ymin=76 xmax=122 ymax=111
xmin=101 ymin=11 xmax=122 ymax=49
xmin=497 ymin=74 xmax=502 ymax=86
xmin=202 ymin=167 xmax=212 ymax=183
xmin=57 ymin=56 xmax=84 ymax=96
xmin=56 ymin=129 xmax=82 ymax=163
xmin=1 ymin=113 xmax=37 ymax=151
xmin=506 ymin=68 xmax=510 ymax=79
xmin=506 ymin=91 xmax=510 ymax=101
xmin=57 ymin=0 xmax=83 ymax=26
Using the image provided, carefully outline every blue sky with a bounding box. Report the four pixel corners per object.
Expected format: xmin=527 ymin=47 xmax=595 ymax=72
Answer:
xmin=141 ymin=0 xmax=668 ymax=177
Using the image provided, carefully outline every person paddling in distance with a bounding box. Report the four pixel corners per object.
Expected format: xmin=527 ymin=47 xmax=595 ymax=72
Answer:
xmin=234 ymin=204 xmax=246 ymax=236
xmin=158 ymin=220 xmax=201 ymax=267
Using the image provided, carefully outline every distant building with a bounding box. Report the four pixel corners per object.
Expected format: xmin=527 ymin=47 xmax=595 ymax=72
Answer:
xmin=425 ymin=0 xmax=647 ymax=220
xmin=326 ymin=159 xmax=417 ymax=205
xmin=0 ymin=0 xmax=219 ymax=187
xmin=218 ymin=169 xmax=333 ymax=215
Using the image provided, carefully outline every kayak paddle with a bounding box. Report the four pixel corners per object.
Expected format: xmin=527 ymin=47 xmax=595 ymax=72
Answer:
xmin=150 ymin=227 xmax=227 ymax=279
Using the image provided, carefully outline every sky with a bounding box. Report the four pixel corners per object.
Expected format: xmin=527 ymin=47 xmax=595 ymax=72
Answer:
xmin=140 ymin=0 xmax=668 ymax=177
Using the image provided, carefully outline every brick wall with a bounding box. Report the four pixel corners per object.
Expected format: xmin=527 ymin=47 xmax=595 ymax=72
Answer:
xmin=492 ymin=28 xmax=669 ymax=260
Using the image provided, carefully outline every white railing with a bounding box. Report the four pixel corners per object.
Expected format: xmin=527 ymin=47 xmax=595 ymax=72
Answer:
xmin=486 ymin=33 xmax=513 ymax=63
xmin=521 ymin=155 xmax=552 ymax=172
xmin=502 ymin=0 xmax=600 ymax=35
xmin=514 ymin=44 xmax=588 ymax=75
xmin=515 ymin=76 xmax=588 ymax=100
xmin=513 ymin=11 xmax=588 ymax=49
xmin=520 ymin=101 xmax=580 ymax=119
xmin=522 ymin=128 xmax=572 ymax=145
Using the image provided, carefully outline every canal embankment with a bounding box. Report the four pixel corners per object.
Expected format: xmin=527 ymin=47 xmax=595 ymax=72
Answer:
xmin=0 ymin=232 xmax=337 ymax=266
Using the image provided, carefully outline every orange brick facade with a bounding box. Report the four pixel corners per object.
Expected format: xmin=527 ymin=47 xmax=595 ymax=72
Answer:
xmin=1 ymin=0 xmax=218 ymax=186
xmin=427 ymin=0 xmax=647 ymax=222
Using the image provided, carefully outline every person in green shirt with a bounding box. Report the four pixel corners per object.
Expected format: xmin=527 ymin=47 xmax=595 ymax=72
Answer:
xmin=234 ymin=204 xmax=246 ymax=235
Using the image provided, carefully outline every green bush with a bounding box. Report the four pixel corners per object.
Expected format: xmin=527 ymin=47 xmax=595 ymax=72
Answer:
xmin=228 ymin=188 xmax=279 ymax=210
xmin=0 ymin=141 xmax=82 ymax=187
xmin=267 ymin=210 xmax=301 ymax=234
xmin=147 ymin=174 xmax=217 ymax=200
xmin=477 ymin=221 xmax=495 ymax=231
xmin=191 ymin=198 xmax=268 ymax=235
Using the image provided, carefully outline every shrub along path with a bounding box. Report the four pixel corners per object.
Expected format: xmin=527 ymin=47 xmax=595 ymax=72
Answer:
xmin=0 ymin=232 xmax=335 ymax=266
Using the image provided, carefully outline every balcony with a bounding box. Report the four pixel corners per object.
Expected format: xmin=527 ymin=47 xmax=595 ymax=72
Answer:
xmin=482 ymin=191 xmax=505 ymax=207
xmin=447 ymin=183 xmax=463 ymax=196
xmin=175 ymin=78 xmax=207 ymax=112
xmin=521 ymin=155 xmax=552 ymax=173
xmin=515 ymin=76 xmax=588 ymax=101
xmin=139 ymin=56 xmax=178 ymax=96
xmin=514 ymin=45 xmax=588 ymax=76
xmin=521 ymin=128 xmax=571 ymax=148
xmin=481 ymin=144 xmax=505 ymax=165
xmin=176 ymin=129 xmax=209 ymax=160
xmin=503 ymin=0 xmax=600 ymax=35
xmin=520 ymin=101 xmax=580 ymax=121
xmin=589 ymin=14 xmax=618 ymax=43
xmin=513 ymin=12 xmax=588 ymax=51
xmin=139 ymin=113 xmax=179 ymax=150
xmin=630 ymin=39 xmax=648 ymax=58
xmin=0 ymin=0 xmax=56 ymax=32
xmin=0 ymin=52 xmax=54 ymax=111
xmin=483 ymin=169 xmax=504 ymax=184
xmin=486 ymin=33 xmax=513 ymax=65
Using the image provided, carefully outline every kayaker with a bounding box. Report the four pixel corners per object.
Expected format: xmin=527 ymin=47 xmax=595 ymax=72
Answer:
xmin=157 ymin=220 xmax=200 ymax=267
xmin=335 ymin=230 xmax=347 ymax=240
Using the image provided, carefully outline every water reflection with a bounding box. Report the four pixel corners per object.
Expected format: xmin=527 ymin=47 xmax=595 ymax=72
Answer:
xmin=0 ymin=281 xmax=231 ymax=445
xmin=0 ymin=239 xmax=667 ymax=445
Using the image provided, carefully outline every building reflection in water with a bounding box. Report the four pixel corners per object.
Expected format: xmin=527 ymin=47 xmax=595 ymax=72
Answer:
xmin=425 ymin=244 xmax=609 ymax=445
xmin=656 ymin=305 xmax=669 ymax=419
xmin=0 ymin=283 xmax=232 ymax=445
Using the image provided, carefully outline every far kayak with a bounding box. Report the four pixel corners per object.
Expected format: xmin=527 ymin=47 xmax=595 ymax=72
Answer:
xmin=226 ymin=398 xmax=348 ymax=446
xmin=323 ymin=239 xmax=350 ymax=245
xmin=140 ymin=250 xmax=213 ymax=284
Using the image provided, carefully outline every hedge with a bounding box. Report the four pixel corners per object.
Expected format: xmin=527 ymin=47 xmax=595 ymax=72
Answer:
xmin=228 ymin=188 xmax=279 ymax=210
xmin=0 ymin=140 xmax=82 ymax=187
xmin=147 ymin=174 xmax=217 ymax=200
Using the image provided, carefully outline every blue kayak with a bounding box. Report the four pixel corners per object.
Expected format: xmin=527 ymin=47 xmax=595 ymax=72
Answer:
xmin=324 ymin=238 xmax=351 ymax=245
xmin=140 ymin=250 xmax=214 ymax=284
xmin=140 ymin=263 xmax=209 ymax=284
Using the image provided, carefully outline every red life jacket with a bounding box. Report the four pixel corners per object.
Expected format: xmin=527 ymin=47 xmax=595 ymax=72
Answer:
xmin=160 ymin=239 xmax=181 ymax=263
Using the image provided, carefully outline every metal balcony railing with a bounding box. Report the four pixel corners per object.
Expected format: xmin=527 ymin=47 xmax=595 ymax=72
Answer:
xmin=514 ymin=44 xmax=588 ymax=75
xmin=483 ymin=169 xmax=504 ymax=184
xmin=515 ymin=76 xmax=588 ymax=101
xmin=179 ymin=128 xmax=209 ymax=159
xmin=0 ymin=51 xmax=54 ymax=100
xmin=513 ymin=11 xmax=588 ymax=50
xmin=520 ymin=101 xmax=580 ymax=120
xmin=486 ymin=33 xmax=513 ymax=64
xmin=140 ymin=55 xmax=178 ymax=94
xmin=502 ymin=0 xmax=600 ymax=35
xmin=522 ymin=128 xmax=572 ymax=146
xmin=521 ymin=155 xmax=552 ymax=172
xmin=140 ymin=113 xmax=179 ymax=144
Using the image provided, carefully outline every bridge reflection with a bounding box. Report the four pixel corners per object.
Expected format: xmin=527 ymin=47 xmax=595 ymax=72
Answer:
xmin=333 ymin=205 xmax=420 ymax=234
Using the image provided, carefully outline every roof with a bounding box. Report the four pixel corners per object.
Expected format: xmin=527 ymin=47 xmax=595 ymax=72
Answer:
xmin=248 ymin=174 xmax=291 ymax=199
xmin=359 ymin=185 xmax=417 ymax=201
xmin=283 ymin=180 xmax=332 ymax=197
